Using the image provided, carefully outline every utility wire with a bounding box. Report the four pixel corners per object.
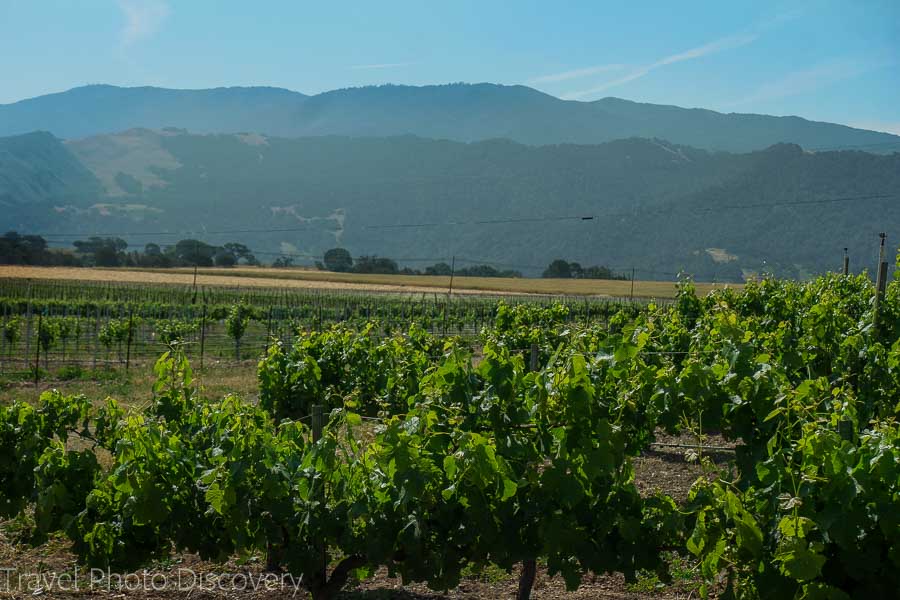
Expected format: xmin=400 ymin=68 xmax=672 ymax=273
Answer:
xmin=24 ymin=192 xmax=898 ymax=239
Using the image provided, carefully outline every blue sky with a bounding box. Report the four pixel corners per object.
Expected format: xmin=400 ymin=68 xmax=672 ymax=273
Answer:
xmin=1 ymin=0 xmax=898 ymax=133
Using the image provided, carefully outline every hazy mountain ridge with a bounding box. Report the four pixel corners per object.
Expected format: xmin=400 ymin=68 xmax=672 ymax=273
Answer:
xmin=3 ymin=128 xmax=899 ymax=281
xmin=0 ymin=131 xmax=102 ymax=208
xmin=1 ymin=83 xmax=898 ymax=153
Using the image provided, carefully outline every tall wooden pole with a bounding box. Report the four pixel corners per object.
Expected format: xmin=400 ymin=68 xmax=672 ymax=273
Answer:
xmin=630 ymin=268 xmax=635 ymax=302
xmin=448 ymin=256 xmax=456 ymax=296
xmin=311 ymin=404 xmax=327 ymax=589
xmin=517 ymin=344 xmax=540 ymax=600
xmin=873 ymin=233 xmax=887 ymax=332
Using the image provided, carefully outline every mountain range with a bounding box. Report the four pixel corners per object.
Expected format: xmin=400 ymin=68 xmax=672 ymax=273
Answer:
xmin=2 ymin=125 xmax=898 ymax=281
xmin=1 ymin=84 xmax=899 ymax=153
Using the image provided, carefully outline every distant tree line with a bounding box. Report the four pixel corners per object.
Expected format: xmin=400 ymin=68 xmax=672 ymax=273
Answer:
xmin=0 ymin=232 xmax=81 ymax=266
xmin=317 ymin=248 xmax=624 ymax=280
xmin=1 ymin=234 xmax=624 ymax=280
xmin=314 ymin=248 xmax=521 ymax=278
xmin=0 ymin=232 xmax=258 ymax=268
xmin=541 ymin=259 xmax=627 ymax=280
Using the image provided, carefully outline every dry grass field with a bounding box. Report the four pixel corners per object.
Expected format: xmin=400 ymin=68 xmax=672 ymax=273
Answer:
xmin=0 ymin=265 xmax=741 ymax=298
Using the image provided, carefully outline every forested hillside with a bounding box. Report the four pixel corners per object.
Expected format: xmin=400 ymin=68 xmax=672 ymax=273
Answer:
xmin=2 ymin=129 xmax=899 ymax=281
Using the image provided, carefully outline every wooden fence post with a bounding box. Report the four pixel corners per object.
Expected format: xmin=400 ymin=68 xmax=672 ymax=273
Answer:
xmin=34 ymin=312 xmax=42 ymax=386
xmin=873 ymin=234 xmax=888 ymax=332
xmin=311 ymin=403 xmax=327 ymax=590
xmin=125 ymin=309 xmax=134 ymax=371
xmin=200 ymin=303 xmax=207 ymax=370
xmin=92 ymin=308 xmax=99 ymax=371
xmin=517 ymin=343 xmax=540 ymax=600
xmin=24 ymin=300 xmax=32 ymax=369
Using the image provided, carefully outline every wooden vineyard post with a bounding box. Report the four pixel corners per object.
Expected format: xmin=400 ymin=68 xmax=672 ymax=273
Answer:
xmin=311 ymin=404 xmax=327 ymax=591
xmin=24 ymin=298 xmax=32 ymax=369
xmin=529 ymin=343 xmax=539 ymax=373
xmin=34 ymin=312 xmax=42 ymax=386
xmin=125 ymin=309 xmax=134 ymax=371
xmin=264 ymin=306 xmax=273 ymax=354
xmin=843 ymin=248 xmax=849 ymax=275
xmin=200 ymin=303 xmax=207 ymax=370
xmin=630 ymin=267 xmax=635 ymax=302
xmin=448 ymin=255 xmax=456 ymax=296
xmin=0 ymin=306 xmax=6 ymax=373
xmin=92 ymin=308 xmax=99 ymax=371
xmin=518 ymin=343 xmax=540 ymax=600
xmin=874 ymin=233 xmax=888 ymax=332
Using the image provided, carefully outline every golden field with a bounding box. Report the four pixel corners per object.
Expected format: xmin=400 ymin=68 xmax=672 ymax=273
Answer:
xmin=0 ymin=265 xmax=741 ymax=298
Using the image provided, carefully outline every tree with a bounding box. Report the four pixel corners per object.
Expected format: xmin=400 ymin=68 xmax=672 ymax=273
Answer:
xmin=323 ymin=248 xmax=354 ymax=272
xmin=224 ymin=243 xmax=257 ymax=265
xmin=73 ymin=237 xmax=128 ymax=267
xmin=0 ymin=232 xmax=51 ymax=265
xmin=582 ymin=265 xmax=626 ymax=280
xmin=542 ymin=259 xmax=572 ymax=278
xmin=214 ymin=251 xmax=237 ymax=267
xmin=425 ymin=262 xmax=453 ymax=276
xmin=173 ymin=239 xmax=216 ymax=266
xmin=273 ymin=256 xmax=294 ymax=268
xmin=353 ymin=256 xmax=398 ymax=274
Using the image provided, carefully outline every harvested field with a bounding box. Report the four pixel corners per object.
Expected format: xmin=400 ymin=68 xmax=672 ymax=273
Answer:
xmin=0 ymin=266 xmax=739 ymax=298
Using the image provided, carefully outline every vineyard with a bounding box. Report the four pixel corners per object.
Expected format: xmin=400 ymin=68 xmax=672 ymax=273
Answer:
xmin=0 ymin=278 xmax=641 ymax=380
xmin=1 ymin=266 xmax=899 ymax=599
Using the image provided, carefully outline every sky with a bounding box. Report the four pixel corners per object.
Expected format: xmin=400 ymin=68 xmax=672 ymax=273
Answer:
xmin=0 ymin=0 xmax=898 ymax=133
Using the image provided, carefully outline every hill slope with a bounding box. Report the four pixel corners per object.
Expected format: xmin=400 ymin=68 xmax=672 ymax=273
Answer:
xmin=1 ymin=84 xmax=897 ymax=153
xmin=3 ymin=129 xmax=898 ymax=281
xmin=0 ymin=131 xmax=101 ymax=207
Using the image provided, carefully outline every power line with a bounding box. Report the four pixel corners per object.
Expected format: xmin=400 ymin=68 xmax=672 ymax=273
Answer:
xmin=699 ymin=193 xmax=896 ymax=211
xmin=365 ymin=215 xmax=594 ymax=229
xmin=366 ymin=193 xmax=898 ymax=229
xmin=20 ymin=192 xmax=898 ymax=239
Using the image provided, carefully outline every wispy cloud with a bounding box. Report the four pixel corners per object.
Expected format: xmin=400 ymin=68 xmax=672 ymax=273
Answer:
xmin=554 ymin=9 xmax=806 ymax=101
xmin=562 ymin=33 xmax=757 ymax=99
xmin=728 ymin=56 xmax=894 ymax=107
xmin=528 ymin=64 xmax=624 ymax=84
xmin=349 ymin=61 xmax=418 ymax=70
xmin=117 ymin=0 xmax=170 ymax=46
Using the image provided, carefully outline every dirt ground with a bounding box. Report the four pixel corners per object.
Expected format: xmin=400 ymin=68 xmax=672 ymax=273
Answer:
xmin=0 ymin=265 xmax=739 ymax=299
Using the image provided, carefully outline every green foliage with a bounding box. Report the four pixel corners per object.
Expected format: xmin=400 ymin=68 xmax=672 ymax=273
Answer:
xmin=154 ymin=318 xmax=197 ymax=346
xmin=2 ymin=315 xmax=20 ymax=345
xmin=98 ymin=318 xmax=129 ymax=350
xmin=37 ymin=317 xmax=58 ymax=355
xmin=223 ymin=301 xmax=253 ymax=359
xmin=687 ymin=421 xmax=900 ymax=599
xmin=0 ymin=390 xmax=96 ymax=518
xmin=258 ymin=322 xmax=447 ymax=420
xmin=34 ymin=443 xmax=101 ymax=542
xmin=1 ymin=267 xmax=899 ymax=600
